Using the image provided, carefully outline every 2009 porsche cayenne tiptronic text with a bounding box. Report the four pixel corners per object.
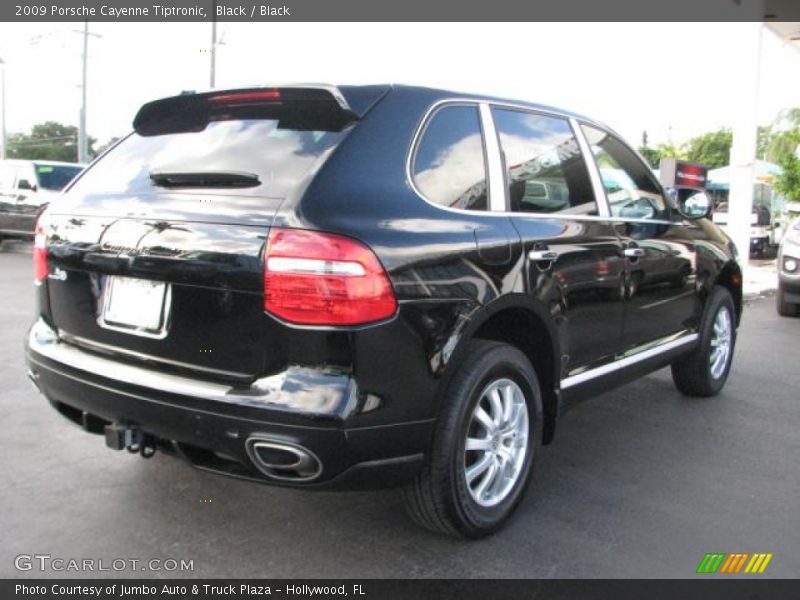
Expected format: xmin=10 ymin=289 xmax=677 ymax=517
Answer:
xmin=25 ymin=85 xmax=741 ymax=537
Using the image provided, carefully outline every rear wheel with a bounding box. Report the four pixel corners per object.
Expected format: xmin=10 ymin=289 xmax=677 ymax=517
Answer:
xmin=671 ymin=286 xmax=736 ymax=397
xmin=777 ymin=284 xmax=799 ymax=317
xmin=402 ymin=340 xmax=542 ymax=538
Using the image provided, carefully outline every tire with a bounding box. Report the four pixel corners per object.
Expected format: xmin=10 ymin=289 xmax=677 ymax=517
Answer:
xmin=671 ymin=286 xmax=736 ymax=397
xmin=777 ymin=284 xmax=799 ymax=317
xmin=402 ymin=340 xmax=543 ymax=538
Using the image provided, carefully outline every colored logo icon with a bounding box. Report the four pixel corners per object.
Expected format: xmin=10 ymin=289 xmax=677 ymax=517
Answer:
xmin=696 ymin=553 xmax=773 ymax=574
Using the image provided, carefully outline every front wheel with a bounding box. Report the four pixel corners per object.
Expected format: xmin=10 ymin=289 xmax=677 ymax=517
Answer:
xmin=777 ymin=284 xmax=799 ymax=317
xmin=671 ymin=286 xmax=737 ymax=397
xmin=402 ymin=340 xmax=542 ymax=538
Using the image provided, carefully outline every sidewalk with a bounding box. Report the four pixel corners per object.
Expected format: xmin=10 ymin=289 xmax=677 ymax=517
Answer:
xmin=743 ymin=258 xmax=778 ymax=298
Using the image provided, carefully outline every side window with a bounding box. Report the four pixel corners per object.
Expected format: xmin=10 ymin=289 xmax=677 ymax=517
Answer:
xmin=581 ymin=124 xmax=667 ymax=220
xmin=492 ymin=108 xmax=596 ymax=215
xmin=16 ymin=167 xmax=36 ymax=190
xmin=413 ymin=104 xmax=488 ymax=211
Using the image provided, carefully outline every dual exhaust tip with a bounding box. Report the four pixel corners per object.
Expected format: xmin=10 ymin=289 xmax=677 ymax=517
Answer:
xmin=245 ymin=437 xmax=322 ymax=482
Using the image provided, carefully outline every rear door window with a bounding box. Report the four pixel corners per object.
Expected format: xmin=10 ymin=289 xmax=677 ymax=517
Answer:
xmin=412 ymin=104 xmax=488 ymax=211
xmin=492 ymin=108 xmax=597 ymax=215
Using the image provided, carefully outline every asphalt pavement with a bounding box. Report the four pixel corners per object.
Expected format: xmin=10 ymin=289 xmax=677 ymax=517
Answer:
xmin=1 ymin=243 xmax=798 ymax=578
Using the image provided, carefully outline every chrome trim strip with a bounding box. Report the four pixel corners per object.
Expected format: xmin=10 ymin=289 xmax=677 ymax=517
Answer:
xmin=28 ymin=319 xmax=286 ymax=404
xmin=571 ymin=116 xmax=610 ymax=218
xmin=478 ymin=102 xmax=506 ymax=212
xmin=60 ymin=331 xmax=252 ymax=380
xmin=560 ymin=333 xmax=699 ymax=389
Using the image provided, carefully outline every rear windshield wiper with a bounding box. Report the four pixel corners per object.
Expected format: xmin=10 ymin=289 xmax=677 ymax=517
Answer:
xmin=149 ymin=170 xmax=261 ymax=188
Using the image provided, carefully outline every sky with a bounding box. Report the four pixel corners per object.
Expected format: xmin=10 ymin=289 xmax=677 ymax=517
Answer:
xmin=0 ymin=22 xmax=799 ymax=149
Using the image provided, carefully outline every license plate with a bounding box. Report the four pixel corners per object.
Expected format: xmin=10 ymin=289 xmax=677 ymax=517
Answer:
xmin=101 ymin=276 xmax=169 ymax=335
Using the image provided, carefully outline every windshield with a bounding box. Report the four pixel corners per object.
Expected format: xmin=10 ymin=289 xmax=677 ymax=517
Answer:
xmin=34 ymin=164 xmax=84 ymax=191
xmin=65 ymin=119 xmax=348 ymax=200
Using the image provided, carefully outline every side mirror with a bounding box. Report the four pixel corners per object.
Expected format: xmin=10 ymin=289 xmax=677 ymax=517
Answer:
xmin=677 ymin=190 xmax=712 ymax=220
xmin=17 ymin=179 xmax=36 ymax=192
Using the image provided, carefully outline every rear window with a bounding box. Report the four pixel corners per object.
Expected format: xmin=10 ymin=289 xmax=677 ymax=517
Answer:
xmin=35 ymin=164 xmax=83 ymax=191
xmin=66 ymin=119 xmax=349 ymax=199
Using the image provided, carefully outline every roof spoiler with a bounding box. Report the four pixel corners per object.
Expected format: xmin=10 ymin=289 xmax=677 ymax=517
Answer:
xmin=133 ymin=85 xmax=361 ymax=136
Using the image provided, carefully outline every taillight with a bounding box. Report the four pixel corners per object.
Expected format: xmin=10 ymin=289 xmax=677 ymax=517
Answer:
xmin=264 ymin=228 xmax=397 ymax=326
xmin=33 ymin=215 xmax=48 ymax=283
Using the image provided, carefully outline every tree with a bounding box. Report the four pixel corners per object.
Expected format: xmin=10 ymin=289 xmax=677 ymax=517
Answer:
xmin=773 ymin=145 xmax=800 ymax=202
xmin=637 ymin=142 xmax=687 ymax=169
xmin=94 ymin=136 xmax=121 ymax=156
xmin=6 ymin=121 xmax=96 ymax=162
xmin=638 ymin=146 xmax=660 ymax=169
xmin=683 ymin=128 xmax=732 ymax=169
xmin=757 ymin=125 xmax=773 ymax=160
xmin=757 ymin=108 xmax=800 ymax=164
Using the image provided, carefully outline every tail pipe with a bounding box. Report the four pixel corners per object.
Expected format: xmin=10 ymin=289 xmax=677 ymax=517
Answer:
xmin=245 ymin=437 xmax=322 ymax=482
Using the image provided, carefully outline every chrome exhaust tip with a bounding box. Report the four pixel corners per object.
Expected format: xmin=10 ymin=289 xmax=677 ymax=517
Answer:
xmin=245 ymin=437 xmax=322 ymax=482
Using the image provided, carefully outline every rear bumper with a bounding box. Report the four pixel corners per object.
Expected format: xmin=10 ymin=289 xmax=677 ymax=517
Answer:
xmin=25 ymin=319 xmax=431 ymax=490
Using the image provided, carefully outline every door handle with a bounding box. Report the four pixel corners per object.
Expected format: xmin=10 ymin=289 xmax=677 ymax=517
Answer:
xmin=528 ymin=249 xmax=559 ymax=261
xmin=624 ymin=247 xmax=646 ymax=258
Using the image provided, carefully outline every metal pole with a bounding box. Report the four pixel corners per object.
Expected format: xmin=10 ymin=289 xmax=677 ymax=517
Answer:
xmin=210 ymin=3 xmax=217 ymax=88
xmin=78 ymin=21 xmax=88 ymax=163
xmin=1 ymin=59 xmax=6 ymax=160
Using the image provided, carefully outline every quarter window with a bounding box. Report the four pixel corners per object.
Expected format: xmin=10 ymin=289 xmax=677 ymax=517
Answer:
xmin=413 ymin=104 xmax=488 ymax=211
xmin=581 ymin=124 xmax=667 ymax=220
xmin=492 ymin=108 xmax=596 ymax=215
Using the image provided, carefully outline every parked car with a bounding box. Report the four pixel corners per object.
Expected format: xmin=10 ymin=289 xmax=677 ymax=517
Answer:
xmin=0 ymin=159 xmax=84 ymax=243
xmin=711 ymin=200 xmax=776 ymax=257
xmin=24 ymin=85 xmax=742 ymax=537
xmin=777 ymin=218 xmax=800 ymax=316
xmin=773 ymin=200 xmax=800 ymax=247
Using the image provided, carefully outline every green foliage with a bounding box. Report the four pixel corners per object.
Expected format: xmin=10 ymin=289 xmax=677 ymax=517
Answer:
xmin=6 ymin=121 xmax=96 ymax=162
xmin=774 ymin=151 xmax=800 ymax=201
xmin=758 ymin=109 xmax=800 ymax=164
xmin=638 ymin=146 xmax=660 ymax=169
xmin=637 ymin=142 xmax=687 ymax=169
xmin=683 ymin=128 xmax=732 ymax=169
xmin=94 ymin=136 xmax=121 ymax=156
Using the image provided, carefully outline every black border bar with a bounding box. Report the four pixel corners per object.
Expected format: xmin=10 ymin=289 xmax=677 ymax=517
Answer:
xmin=3 ymin=0 xmax=800 ymax=22
xmin=5 ymin=580 xmax=800 ymax=600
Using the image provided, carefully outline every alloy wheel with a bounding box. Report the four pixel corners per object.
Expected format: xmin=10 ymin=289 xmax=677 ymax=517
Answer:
xmin=463 ymin=378 xmax=529 ymax=507
xmin=709 ymin=306 xmax=732 ymax=379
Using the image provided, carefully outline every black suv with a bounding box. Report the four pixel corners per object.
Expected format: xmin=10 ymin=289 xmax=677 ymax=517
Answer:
xmin=25 ymin=85 xmax=741 ymax=537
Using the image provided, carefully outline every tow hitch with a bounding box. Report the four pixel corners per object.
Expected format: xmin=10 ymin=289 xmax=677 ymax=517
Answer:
xmin=104 ymin=423 xmax=157 ymax=458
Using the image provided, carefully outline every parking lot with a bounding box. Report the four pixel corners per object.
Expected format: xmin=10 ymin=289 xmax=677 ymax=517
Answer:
xmin=1 ymin=244 xmax=798 ymax=578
